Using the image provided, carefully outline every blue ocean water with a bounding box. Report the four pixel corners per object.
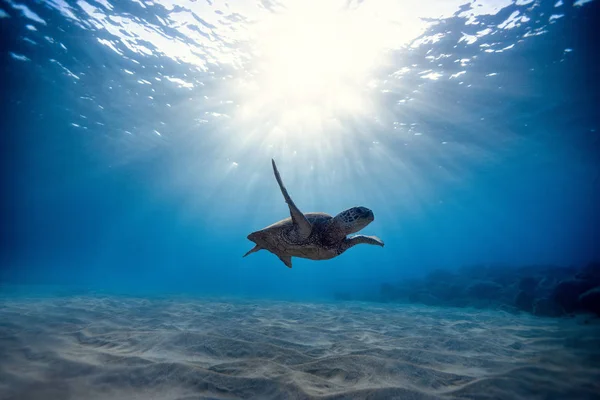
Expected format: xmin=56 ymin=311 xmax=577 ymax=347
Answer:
xmin=0 ymin=0 xmax=599 ymax=301
xmin=2 ymin=2 xmax=600 ymax=399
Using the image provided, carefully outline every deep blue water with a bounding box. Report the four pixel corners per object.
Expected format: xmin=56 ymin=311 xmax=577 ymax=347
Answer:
xmin=1 ymin=0 xmax=599 ymax=300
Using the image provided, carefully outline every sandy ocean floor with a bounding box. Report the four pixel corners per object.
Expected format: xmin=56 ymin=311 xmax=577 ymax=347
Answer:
xmin=0 ymin=294 xmax=599 ymax=400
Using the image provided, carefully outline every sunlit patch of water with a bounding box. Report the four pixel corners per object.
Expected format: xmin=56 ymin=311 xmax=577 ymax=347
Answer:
xmin=3 ymin=0 xmax=594 ymax=220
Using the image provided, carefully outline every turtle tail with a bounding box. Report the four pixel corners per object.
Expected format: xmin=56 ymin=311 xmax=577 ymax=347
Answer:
xmin=243 ymin=245 xmax=262 ymax=258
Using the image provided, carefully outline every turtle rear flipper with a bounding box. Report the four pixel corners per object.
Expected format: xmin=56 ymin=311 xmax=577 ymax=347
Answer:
xmin=243 ymin=244 xmax=262 ymax=257
xmin=271 ymin=159 xmax=312 ymax=241
xmin=277 ymin=254 xmax=293 ymax=269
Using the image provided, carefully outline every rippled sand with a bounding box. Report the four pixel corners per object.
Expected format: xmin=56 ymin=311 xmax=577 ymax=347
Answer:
xmin=0 ymin=294 xmax=598 ymax=399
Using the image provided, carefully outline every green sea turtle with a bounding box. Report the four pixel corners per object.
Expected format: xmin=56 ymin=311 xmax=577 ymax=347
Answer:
xmin=243 ymin=159 xmax=384 ymax=268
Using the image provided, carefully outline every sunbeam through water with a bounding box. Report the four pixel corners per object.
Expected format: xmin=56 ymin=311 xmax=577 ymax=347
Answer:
xmin=1 ymin=0 xmax=599 ymax=397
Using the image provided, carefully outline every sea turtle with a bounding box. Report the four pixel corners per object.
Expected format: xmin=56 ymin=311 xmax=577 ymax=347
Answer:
xmin=243 ymin=159 xmax=384 ymax=268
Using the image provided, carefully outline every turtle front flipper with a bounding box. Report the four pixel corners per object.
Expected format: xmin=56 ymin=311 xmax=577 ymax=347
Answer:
xmin=338 ymin=235 xmax=384 ymax=254
xmin=271 ymin=159 xmax=312 ymax=241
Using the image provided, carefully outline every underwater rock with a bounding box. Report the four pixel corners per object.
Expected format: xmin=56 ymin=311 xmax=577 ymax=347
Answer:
xmin=552 ymin=279 xmax=597 ymax=313
xmin=518 ymin=277 xmax=539 ymax=293
xmin=434 ymin=283 xmax=466 ymax=301
xmin=533 ymin=298 xmax=564 ymax=317
xmin=537 ymin=276 xmax=560 ymax=295
xmin=356 ymin=262 xmax=599 ymax=319
xmin=497 ymin=303 xmax=520 ymax=314
xmin=575 ymin=262 xmax=600 ymax=283
xmin=515 ymin=290 xmax=535 ymax=313
xmin=579 ymin=287 xmax=600 ymax=316
xmin=466 ymin=281 xmax=503 ymax=300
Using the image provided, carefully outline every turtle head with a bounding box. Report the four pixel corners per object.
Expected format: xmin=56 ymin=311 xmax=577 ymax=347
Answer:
xmin=333 ymin=206 xmax=375 ymax=235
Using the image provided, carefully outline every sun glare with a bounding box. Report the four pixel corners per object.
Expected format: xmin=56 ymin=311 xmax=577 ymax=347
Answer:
xmin=234 ymin=0 xmax=401 ymax=141
xmin=257 ymin=4 xmax=377 ymax=105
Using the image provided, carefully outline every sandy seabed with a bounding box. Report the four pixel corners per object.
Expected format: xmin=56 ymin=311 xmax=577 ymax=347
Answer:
xmin=0 ymin=294 xmax=599 ymax=400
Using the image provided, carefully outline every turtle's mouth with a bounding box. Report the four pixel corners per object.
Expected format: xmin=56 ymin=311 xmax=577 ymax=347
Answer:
xmin=360 ymin=208 xmax=374 ymax=223
xmin=349 ymin=209 xmax=375 ymax=233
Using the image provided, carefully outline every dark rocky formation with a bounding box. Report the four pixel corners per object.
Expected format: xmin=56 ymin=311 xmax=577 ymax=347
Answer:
xmin=518 ymin=277 xmax=539 ymax=293
xmin=515 ymin=290 xmax=535 ymax=313
xmin=357 ymin=262 xmax=600 ymax=318
xmin=467 ymin=281 xmax=503 ymax=299
xmin=579 ymin=287 xmax=600 ymax=316
xmin=551 ymin=279 xmax=596 ymax=313
xmin=576 ymin=262 xmax=600 ymax=282
xmin=533 ymin=298 xmax=564 ymax=317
